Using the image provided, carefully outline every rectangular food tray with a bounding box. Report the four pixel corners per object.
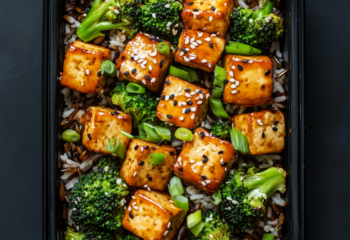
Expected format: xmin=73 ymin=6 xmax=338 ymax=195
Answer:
xmin=42 ymin=0 xmax=305 ymax=239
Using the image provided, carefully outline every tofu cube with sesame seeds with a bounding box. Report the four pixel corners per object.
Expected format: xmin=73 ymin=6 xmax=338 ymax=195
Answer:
xmin=116 ymin=33 xmax=174 ymax=93
xmin=60 ymin=41 xmax=111 ymax=94
xmin=181 ymin=0 xmax=234 ymax=38
xmin=81 ymin=106 xmax=132 ymax=154
xmin=232 ymin=110 xmax=286 ymax=155
xmin=120 ymin=139 xmax=177 ymax=191
xmin=122 ymin=189 xmax=187 ymax=240
xmin=156 ymin=75 xmax=210 ymax=129
xmin=174 ymin=29 xmax=225 ymax=72
xmin=173 ymin=128 xmax=236 ymax=193
xmin=223 ymin=55 xmax=274 ymax=107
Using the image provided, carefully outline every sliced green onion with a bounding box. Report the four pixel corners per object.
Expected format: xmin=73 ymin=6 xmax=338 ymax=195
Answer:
xmin=156 ymin=42 xmax=170 ymax=55
xmin=211 ymin=87 xmax=223 ymax=99
xmin=126 ymin=82 xmax=146 ymax=94
xmin=62 ymin=129 xmax=81 ymax=142
xmin=172 ymin=195 xmax=189 ymax=211
xmin=262 ymin=233 xmax=275 ymax=240
xmin=189 ymin=221 xmax=205 ymax=237
xmin=178 ymin=65 xmax=197 ymax=82
xmin=169 ymin=65 xmax=189 ymax=80
xmin=175 ymin=128 xmax=193 ymax=141
xmin=100 ymin=60 xmax=117 ymax=76
xmin=212 ymin=190 xmax=222 ymax=205
xmin=169 ymin=176 xmax=184 ymax=197
xmin=187 ymin=210 xmax=202 ymax=228
xmin=66 ymin=227 xmax=85 ymax=240
xmin=148 ymin=152 xmax=166 ymax=165
xmin=153 ymin=125 xmax=171 ymax=141
xmin=209 ymin=98 xmax=229 ymax=118
xmin=230 ymin=124 xmax=249 ymax=154
xmin=225 ymin=41 xmax=262 ymax=55
xmin=106 ymin=137 xmax=125 ymax=158
xmin=138 ymin=123 xmax=162 ymax=143
xmin=213 ymin=65 xmax=226 ymax=88
xmin=120 ymin=131 xmax=134 ymax=139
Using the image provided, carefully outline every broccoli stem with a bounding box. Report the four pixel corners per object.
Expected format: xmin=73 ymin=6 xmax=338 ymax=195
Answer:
xmin=252 ymin=0 xmax=275 ymax=19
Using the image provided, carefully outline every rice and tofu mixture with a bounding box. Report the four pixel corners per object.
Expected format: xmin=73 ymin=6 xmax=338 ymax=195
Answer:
xmin=59 ymin=0 xmax=287 ymax=239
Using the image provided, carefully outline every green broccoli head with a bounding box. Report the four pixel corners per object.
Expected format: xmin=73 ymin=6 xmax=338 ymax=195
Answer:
xmin=210 ymin=122 xmax=231 ymax=140
xmin=220 ymin=166 xmax=286 ymax=231
xmin=111 ymin=81 xmax=158 ymax=126
xmin=120 ymin=232 xmax=142 ymax=240
xmin=229 ymin=1 xmax=284 ymax=50
xmin=69 ymin=157 xmax=129 ymax=236
xmin=189 ymin=211 xmax=232 ymax=240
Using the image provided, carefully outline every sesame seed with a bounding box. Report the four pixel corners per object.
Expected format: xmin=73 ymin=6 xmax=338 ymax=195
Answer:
xmin=185 ymin=108 xmax=191 ymax=113
xmin=191 ymin=114 xmax=195 ymax=119
xmin=148 ymin=176 xmax=153 ymax=181
xmin=182 ymin=108 xmax=186 ymax=114
xmin=199 ymin=94 xmax=203 ymax=99
xmin=211 ymin=33 xmax=217 ymax=37
xmin=180 ymin=52 xmax=184 ymax=56
xmin=179 ymin=116 xmax=184 ymax=120
xmin=140 ymin=64 xmax=146 ymax=69
xmin=221 ymin=162 xmax=228 ymax=166
xmin=133 ymin=172 xmax=137 ymax=177
xmin=185 ymin=93 xmax=191 ymax=98
xmin=190 ymin=37 xmax=195 ymax=43
xmin=204 ymin=37 xmax=211 ymax=42
xmin=134 ymin=145 xmax=139 ymax=150
xmin=231 ymin=90 xmax=237 ymax=94
xmin=169 ymin=94 xmax=175 ymax=99
xmin=265 ymin=69 xmax=271 ymax=76
xmin=229 ymin=71 xmax=234 ymax=77
xmin=185 ymin=88 xmax=190 ymax=92
xmin=153 ymin=59 xmax=157 ymax=64
xmin=184 ymin=56 xmax=190 ymax=62
xmin=242 ymin=59 xmax=249 ymax=63
xmin=202 ymin=158 xmax=208 ymax=163
xmin=224 ymin=80 xmax=229 ymax=84
xmin=174 ymin=100 xmax=177 ymax=106
xmin=205 ymin=180 xmax=211 ymax=184
xmin=192 ymin=42 xmax=198 ymax=46
xmin=187 ymin=100 xmax=193 ymax=105
xmin=165 ymin=80 xmax=170 ymax=85
xmin=209 ymin=42 xmax=213 ymax=48
xmin=201 ymin=59 xmax=207 ymax=63
xmin=124 ymin=71 xmax=129 ymax=76
xmin=141 ymin=146 xmax=144 ymax=152
xmin=211 ymin=6 xmax=216 ymax=11
xmin=97 ymin=70 xmax=102 ymax=77
xmin=149 ymin=65 xmax=152 ymax=71
xmin=151 ymin=78 xmax=156 ymax=83
xmin=231 ymin=84 xmax=236 ymax=89
xmin=190 ymin=159 xmax=195 ymax=163
xmin=209 ymin=16 xmax=213 ymax=22
xmin=197 ymin=101 xmax=203 ymax=104
xmin=272 ymin=126 xmax=278 ymax=131
xmin=87 ymin=133 xmax=91 ymax=140
xmin=133 ymin=206 xmax=139 ymax=210
xmin=170 ymin=151 xmax=174 ymax=156
xmin=179 ymin=166 xmax=183 ymax=173
xmin=193 ymin=9 xmax=198 ymax=11
xmin=138 ymin=161 xmax=144 ymax=166
xmin=85 ymin=69 xmax=90 ymax=75
xmin=248 ymin=60 xmax=254 ymax=63
xmin=161 ymin=95 xmax=165 ymax=100
xmin=238 ymin=65 xmax=243 ymax=71
xmin=201 ymin=181 xmax=206 ymax=186
xmin=257 ymin=119 xmax=263 ymax=126
xmin=188 ymin=1 xmax=194 ymax=5
xmin=167 ymin=115 xmax=172 ymax=119
xmin=200 ymin=132 xmax=204 ymax=138
xmin=145 ymin=75 xmax=150 ymax=81
xmin=147 ymin=187 xmax=151 ymax=191
xmin=178 ymin=86 xmax=183 ymax=92
xmin=165 ymin=95 xmax=169 ymax=101
xmin=168 ymin=222 xmax=171 ymax=228
xmin=142 ymin=80 xmax=146 ymax=85
xmin=201 ymin=175 xmax=207 ymax=180
xmin=160 ymin=59 xmax=164 ymax=68
xmin=218 ymin=150 xmax=224 ymax=154
xmin=129 ymin=213 xmax=134 ymax=218
xmin=190 ymin=91 xmax=196 ymax=95
xmin=191 ymin=107 xmax=196 ymax=112
xmin=189 ymin=56 xmax=196 ymax=60
xmin=164 ymin=230 xmax=169 ymax=236
xmin=128 ymin=206 xmax=132 ymax=211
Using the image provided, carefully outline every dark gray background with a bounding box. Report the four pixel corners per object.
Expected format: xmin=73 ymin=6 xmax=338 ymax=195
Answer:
xmin=0 ymin=0 xmax=349 ymax=239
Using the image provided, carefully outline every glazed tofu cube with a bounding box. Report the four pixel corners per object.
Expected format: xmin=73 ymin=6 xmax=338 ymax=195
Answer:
xmin=61 ymin=41 xmax=111 ymax=94
xmin=116 ymin=33 xmax=174 ymax=93
xmin=156 ymin=75 xmax=210 ymax=129
xmin=181 ymin=0 xmax=234 ymax=38
xmin=173 ymin=128 xmax=236 ymax=193
xmin=120 ymin=139 xmax=177 ymax=191
xmin=232 ymin=110 xmax=286 ymax=155
xmin=122 ymin=189 xmax=187 ymax=240
xmin=81 ymin=106 xmax=132 ymax=154
xmin=174 ymin=29 xmax=225 ymax=72
xmin=223 ymin=55 xmax=274 ymax=107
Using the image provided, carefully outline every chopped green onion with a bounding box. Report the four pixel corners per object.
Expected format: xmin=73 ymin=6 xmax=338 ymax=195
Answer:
xmin=126 ymin=82 xmax=146 ymax=94
xmin=100 ymin=60 xmax=117 ymax=76
xmin=156 ymin=42 xmax=170 ymax=55
xmin=211 ymin=87 xmax=223 ymax=99
xmin=138 ymin=123 xmax=162 ymax=143
xmin=175 ymin=128 xmax=193 ymax=141
xmin=187 ymin=210 xmax=202 ymax=228
xmin=62 ymin=129 xmax=81 ymax=142
xmin=120 ymin=131 xmax=134 ymax=139
xmin=106 ymin=137 xmax=125 ymax=158
xmin=189 ymin=221 xmax=205 ymax=237
xmin=225 ymin=41 xmax=262 ymax=55
xmin=213 ymin=65 xmax=226 ymax=88
xmin=178 ymin=65 xmax=197 ymax=82
xmin=212 ymin=190 xmax=222 ymax=205
xmin=169 ymin=65 xmax=189 ymax=80
xmin=172 ymin=195 xmax=189 ymax=211
xmin=169 ymin=176 xmax=184 ymax=197
xmin=262 ymin=233 xmax=275 ymax=240
xmin=230 ymin=124 xmax=249 ymax=154
xmin=148 ymin=152 xmax=166 ymax=165
xmin=153 ymin=125 xmax=171 ymax=141
xmin=209 ymin=98 xmax=229 ymax=118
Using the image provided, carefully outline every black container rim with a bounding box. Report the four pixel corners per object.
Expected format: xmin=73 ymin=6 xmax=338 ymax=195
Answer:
xmin=42 ymin=0 xmax=305 ymax=239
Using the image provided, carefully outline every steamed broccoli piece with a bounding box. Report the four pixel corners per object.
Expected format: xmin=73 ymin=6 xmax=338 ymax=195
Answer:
xmin=189 ymin=211 xmax=232 ymax=240
xmin=220 ymin=166 xmax=286 ymax=231
xmin=228 ymin=1 xmax=283 ymax=50
xmin=77 ymin=0 xmax=136 ymax=42
xmin=65 ymin=227 xmax=85 ymax=240
xmin=210 ymin=122 xmax=231 ymax=140
xmin=121 ymin=233 xmax=141 ymax=240
xmin=129 ymin=0 xmax=183 ymax=46
xmin=111 ymin=81 xmax=158 ymax=126
xmin=69 ymin=157 xmax=129 ymax=238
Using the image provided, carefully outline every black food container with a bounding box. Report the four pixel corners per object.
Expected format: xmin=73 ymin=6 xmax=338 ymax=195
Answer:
xmin=42 ymin=0 xmax=305 ymax=239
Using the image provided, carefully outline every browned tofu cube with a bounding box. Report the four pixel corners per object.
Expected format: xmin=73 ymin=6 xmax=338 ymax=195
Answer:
xmin=122 ymin=189 xmax=187 ymax=240
xmin=232 ymin=110 xmax=286 ymax=155
xmin=181 ymin=0 xmax=234 ymax=38
xmin=173 ymin=128 xmax=235 ymax=193
xmin=223 ymin=55 xmax=274 ymax=107
xmin=81 ymin=106 xmax=132 ymax=154
xmin=116 ymin=33 xmax=174 ymax=93
xmin=120 ymin=139 xmax=177 ymax=191
xmin=156 ymin=75 xmax=210 ymax=129
xmin=174 ymin=29 xmax=226 ymax=72
xmin=61 ymin=41 xmax=111 ymax=94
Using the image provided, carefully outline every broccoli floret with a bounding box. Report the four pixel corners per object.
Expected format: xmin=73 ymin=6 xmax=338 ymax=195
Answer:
xmin=189 ymin=211 xmax=232 ymax=240
xmin=120 ymin=233 xmax=141 ymax=240
xmin=111 ymin=81 xmax=158 ymax=126
xmin=128 ymin=0 xmax=183 ymax=46
xmin=69 ymin=157 xmax=129 ymax=238
xmin=210 ymin=122 xmax=231 ymax=140
xmin=220 ymin=166 xmax=286 ymax=231
xmin=228 ymin=1 xmax=283 ymax=50
xmin=77 ymin=0 xmax=137 ymax=42
xmin=65 ymin=227 xmax=85 ymax=240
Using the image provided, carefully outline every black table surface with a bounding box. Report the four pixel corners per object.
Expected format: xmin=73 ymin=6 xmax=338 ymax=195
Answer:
xmin=0 ymin=0 xmax=349 ymax=239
